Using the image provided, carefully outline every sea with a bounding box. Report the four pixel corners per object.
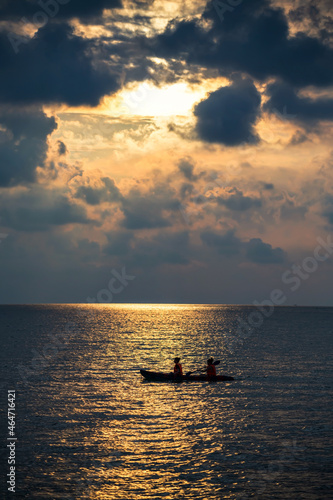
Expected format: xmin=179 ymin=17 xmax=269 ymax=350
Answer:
xmin=0 ymin=304 xmax=332 ymax=499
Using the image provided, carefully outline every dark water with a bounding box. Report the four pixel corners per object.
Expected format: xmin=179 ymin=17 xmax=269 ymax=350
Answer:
xmin=0 ymin=305 xmax=332 ymax=499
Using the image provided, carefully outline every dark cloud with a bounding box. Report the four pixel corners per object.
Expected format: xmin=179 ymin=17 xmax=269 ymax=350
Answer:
xmin=201 ymin=229 xmax=286 ymax=264
xmin=0 ymin=22 xmax=121 ymax=106
xmin=177 ymin=158 xmax=198 ymax=181
xmin=322 ymin=195 xmax=333 ymax=225
xmin=0 ymin=0 xmax=122 ymax=22
xmin=0 ymin=187 xmax=94 ymax=231
xmin=149 ymin=18 xmax=210 ymax=60
xmin=264 ymin=81 xmax=333 ymax=125
xmin=289 ymin=130 xmax=309 ymax=145
xmin=57 ymin=140 xmax=67 ymax=156
xmin=288 ymin=0 xmax=333 ymax=46
xmin=0 ymin=105 xmax=57 ymax=186
xmin=324 ymin=211 xmax=333 ymax=225
xmin=200 ymin=230 xmax=242 ymax=256
xmin=150 ymin=0 xmax=333 ymax=89
xmin=179 ymin=182 xmax=194 ymax=200
xmin=260 ymin=182 xmax=274 ymax=190
xmin=120 ymin=185 xmax=179 ymax=230
xmin=245 ymin=238 xmax=286 ymax=264
xmin=104 ymin=231 xmax=133 ymax=256
xmin=128 ymin=231 xmax=190 ymax=268
xmin=194 ymin=79 xmax=261 ymax=146
xmin=74 ymin=177 xmax=122 ymax=205
xmin=121 ymin=202 xmax=170 ymax=229
xmin=205 ymin=0 xmax=271 ymax=28
xmin=216 ymin=188 xmax=262 ymax=211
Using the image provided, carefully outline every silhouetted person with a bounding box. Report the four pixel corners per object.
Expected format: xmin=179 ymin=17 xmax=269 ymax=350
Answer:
xmin=206 ymin=357 xmax=216 ymax=378
xmin=174 ymin=357 xmax=183 ymax=376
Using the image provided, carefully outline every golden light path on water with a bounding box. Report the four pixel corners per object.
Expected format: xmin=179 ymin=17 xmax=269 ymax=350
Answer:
xmin=68 ymin=305 xmax=242 ymax=498
xmin=1 ymin=304 xmax=331 ymax=499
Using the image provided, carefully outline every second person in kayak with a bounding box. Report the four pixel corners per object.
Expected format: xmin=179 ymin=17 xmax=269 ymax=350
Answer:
xmin=206 ymin=357 xmax=216 ymax=378
xmin=174 ymin=357 xmax=183 ymax=376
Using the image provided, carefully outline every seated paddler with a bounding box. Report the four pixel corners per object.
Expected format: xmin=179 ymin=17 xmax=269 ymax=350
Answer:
xmin=173 ymin=357 xmax=183 ymax=376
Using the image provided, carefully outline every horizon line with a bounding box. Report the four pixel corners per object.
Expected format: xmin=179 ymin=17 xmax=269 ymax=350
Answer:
xmin=0 ymin=303 xmax=333 ymax=307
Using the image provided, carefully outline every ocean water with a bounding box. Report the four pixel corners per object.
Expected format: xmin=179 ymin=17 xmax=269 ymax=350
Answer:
xmin=0 ymin=304 xmax=332 ymax=499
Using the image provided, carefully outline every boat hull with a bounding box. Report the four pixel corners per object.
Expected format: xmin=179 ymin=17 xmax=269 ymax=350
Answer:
xmin=140 ymin=369 xmax=234 ymax=382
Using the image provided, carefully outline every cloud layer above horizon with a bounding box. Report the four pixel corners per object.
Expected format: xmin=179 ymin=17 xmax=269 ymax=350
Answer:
xmin=0 ymin=0 xmax=333 ymax=305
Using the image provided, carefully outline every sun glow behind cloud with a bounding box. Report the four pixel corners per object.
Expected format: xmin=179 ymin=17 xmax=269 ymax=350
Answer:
xmin=108 ymin=81 xmax=223 ymax=117
xmin=120 ymin=82 xmax=203 ymax=117
xmin=101 ymin=78 xmax=230 ymax=118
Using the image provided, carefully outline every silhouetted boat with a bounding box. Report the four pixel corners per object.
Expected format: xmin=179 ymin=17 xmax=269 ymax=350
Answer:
xmin=140 ymin=369 xmax=234 ymax=382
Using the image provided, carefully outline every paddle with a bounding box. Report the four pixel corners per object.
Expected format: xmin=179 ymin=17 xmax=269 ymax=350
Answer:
xmin=186 ymin=360 xmax=220 ymax=376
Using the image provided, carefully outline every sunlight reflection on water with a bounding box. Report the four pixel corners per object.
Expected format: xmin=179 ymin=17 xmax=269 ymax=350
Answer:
xmin=0 ymin=305 xmax=332 ymax=499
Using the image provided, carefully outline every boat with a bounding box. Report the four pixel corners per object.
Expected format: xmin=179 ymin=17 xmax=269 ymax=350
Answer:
xmin=140 ymin=369 xmax=234 ymax=382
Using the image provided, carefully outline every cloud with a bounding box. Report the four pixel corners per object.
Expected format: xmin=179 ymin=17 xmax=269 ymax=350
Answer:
xmin=57 ymin=140 xmax=67 ymax=156
xmin=74 ymin=177 xmax=122 ymax=205
xmin=216 ymin=188 xmax=262 ymax=211
xmin=179 ymin=182 xmax=194 ymax=200
xmin=0 ymin=0 xmax=122 ymax=22
xmin=245 ymin=238 xmax=286 ymax=264
xmin=149 ymin=18 xmax=209 ymax=60
xmin=0 ymin=105 xmax=57 ymax=186
xmin=120 ymin=184 xmax=179 ymax=230
xmin=150 ymin=0 xmax=333 ymax=89
xmin=264 ymin=81 xmax=333 ymax=125
xmin=201 ymin=229 xmax=286 ymax=263
xmin=193 ymin=78 xmax=261 ymax=146
xmin=288 ymin=0 xmax=333 ymax=45
xmin=0 ymin=22 xmax=121 ymax=106
xmin=322 ymin=194 xmax=333 ymax=225
xmin=104 ymin=230 xmax=133 ymax=255
xmin=0 ymin=187 xmax=94 ymax=231
xmin=279 ymin=196 xmax=308 ymax=221
xmin=289 ymin=130 xmax=309 ymax=145
xmin=128 ymin=230 xmax=190 ymax=268
xmin=260 ymin=182 xmax=274 ymax=190
xmin=177 ymin=158 xmax=198 ymax=181
xmin=200 ymin=230 xmax=242 ymax=256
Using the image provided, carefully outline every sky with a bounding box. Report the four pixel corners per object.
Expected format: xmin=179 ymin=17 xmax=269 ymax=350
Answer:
xmin=0 ymin=0 xmax=333 ymax=304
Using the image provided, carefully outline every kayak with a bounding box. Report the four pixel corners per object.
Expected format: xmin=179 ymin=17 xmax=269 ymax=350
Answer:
xmin=140 ymin=369 xmax=234 ymax=382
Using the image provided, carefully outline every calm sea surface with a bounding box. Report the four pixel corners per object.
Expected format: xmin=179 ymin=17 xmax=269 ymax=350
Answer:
xmin=0 ymin=305 xmax=332 ymax=499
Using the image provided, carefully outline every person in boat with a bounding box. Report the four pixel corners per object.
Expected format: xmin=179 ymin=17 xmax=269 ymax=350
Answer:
xmin=173 ymin=357 xmax=183 ymax=377
xmin=206 ymin=357 xmax=216 ymax=378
